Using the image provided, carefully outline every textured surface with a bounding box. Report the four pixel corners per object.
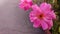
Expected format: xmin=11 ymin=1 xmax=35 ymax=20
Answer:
xmin=0 ymin=0 xmax=45 ymax=34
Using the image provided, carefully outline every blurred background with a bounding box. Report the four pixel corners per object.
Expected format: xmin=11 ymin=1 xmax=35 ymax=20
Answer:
xmin=0 ymin=0 xmax=45 ymax=34
xmin=0 ymin=0 xmax=60 ymax=34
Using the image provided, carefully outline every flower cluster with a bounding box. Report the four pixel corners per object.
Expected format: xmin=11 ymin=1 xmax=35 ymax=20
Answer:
xmin=19 ymin=0 xmax=33 ymax=10
xmin=19 ymin=0 xmax=56 ymax=30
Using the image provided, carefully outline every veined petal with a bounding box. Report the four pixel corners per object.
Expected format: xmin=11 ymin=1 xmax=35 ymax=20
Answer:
xmin=46 ymin=10 xmax=56 ymax=20
xmin=50 ymin=10 xmax=56 ymax=20
xmin=32 ymin=4 xmax=41 ymax=12
xmin=41 ymin=20 xmax=48 ymax=30
xmin=43 ymin=18 xmax=53 ymax=30
xmin=44 ymin=18 xmax=53 ymax=26
xmin=29 ymin=11 xmax=37 ymax=17
xmin=30 ymin=17 xmax=37 ymax=22
xmin=33 ymin=19 xmax=41 ymax=28
xmin=40 ymin=2 xmax=51 ymax=12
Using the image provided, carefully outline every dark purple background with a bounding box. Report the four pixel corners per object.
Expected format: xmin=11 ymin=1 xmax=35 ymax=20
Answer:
xmin=0 ymin=0 xmax=45 ymax=34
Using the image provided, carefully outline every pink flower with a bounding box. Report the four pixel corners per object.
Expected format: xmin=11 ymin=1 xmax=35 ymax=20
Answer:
xmin=29 ymin=3 xmax=56 ymax=30
xmin=19 ymin=0 xmax=33 ymax=10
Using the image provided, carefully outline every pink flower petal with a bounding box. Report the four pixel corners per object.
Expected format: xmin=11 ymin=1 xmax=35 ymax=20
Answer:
xmin=41 ymin=20 xmax=48 ymax=30
xmin=40 ymin=2 xmax=51 ymax=12
xmin=26 ymin=0 xmax=32 ymax=2
xmin=45 ymin=10 xmax=56 ymax=20
xmin=24 ymin=4 xmax=31 ymax=10
xmin=29 ymin=11 xmax=37 ymax=22
xmin=50 ymin=10 xmax=56 ymax=20
xmin=19 ymin=2 xmax=25 ymax=9
xmin=32 ymin=4 xmax=42 ymax=12
xmin=33 ymin=19 xmax=41 ymax=28
xmin=43 ymin=18 xmax=53 ymax=30
xmin=19 ymin=0 xmax=33 ymax=11
xmin=30 ymin=17 xmax=37 ymax=22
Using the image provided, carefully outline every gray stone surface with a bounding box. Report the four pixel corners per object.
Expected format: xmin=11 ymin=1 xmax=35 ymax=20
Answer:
xmin=0 ymin=0 xmax=45 ymax=34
